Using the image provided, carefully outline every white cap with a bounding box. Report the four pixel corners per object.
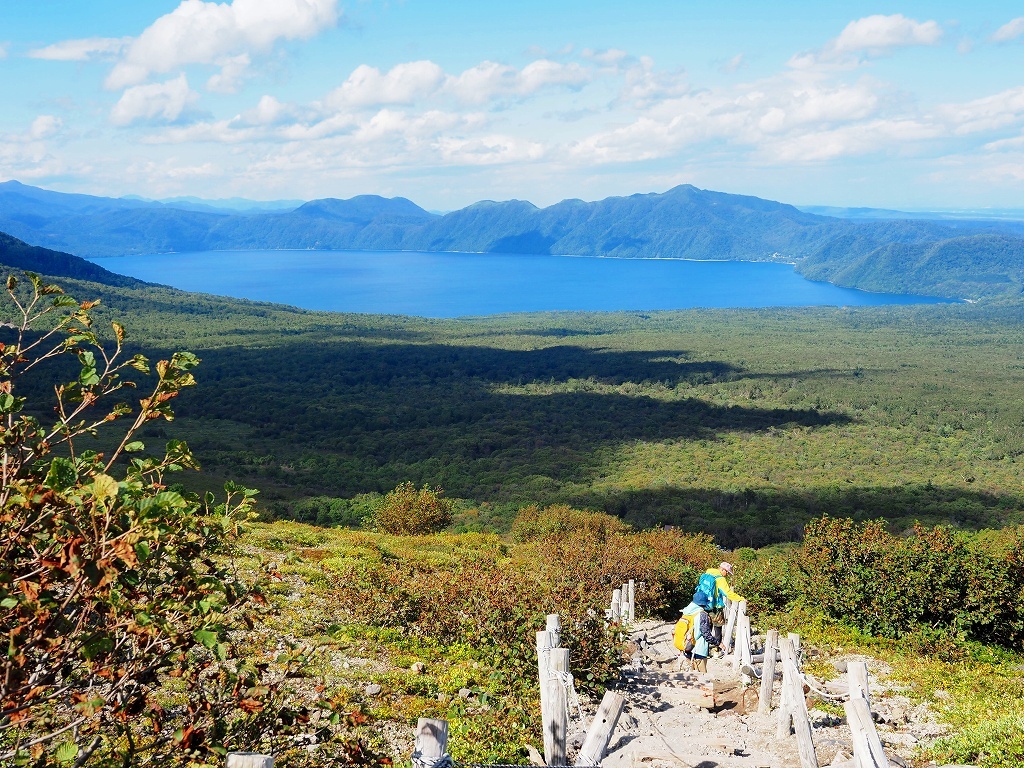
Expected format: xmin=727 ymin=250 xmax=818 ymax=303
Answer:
xmin=719 ymin=561 xmax=733 ymax=575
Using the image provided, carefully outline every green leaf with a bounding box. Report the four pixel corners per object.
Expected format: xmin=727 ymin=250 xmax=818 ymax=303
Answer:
xmin=124 ymin=441 xmax=145 ymax=453
xmin=51 ymin=295 xmax=78 ymax=308
xmin=82 ymin=635 xmax=113 ymax=660
xmin=194 ymin=629 xmax=218 ymax=649
xmin=54 ymin=741 xmax=77 ymax=764
xmin=135 ymin=541 xmax=151 ymax=561
xmin=45 ymin=457 xmax=77 ymax=492
xmin=1 ymin=597 xmax=18 ymax=609
xmin=0 ymin=393 xmax=23 ymax=414
xmin=78 ymin=350 xmax=100 ymax=387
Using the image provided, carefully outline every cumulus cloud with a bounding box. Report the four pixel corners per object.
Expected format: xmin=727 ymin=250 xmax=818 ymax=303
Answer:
xmin=762 ymin=119 xmax=941 ymax=162
xmin=110 ymin=74 xmax=199 ymax=126
xmin=29 ymin=37 xmax=130 ymax=61
xmin=206 ymin=53 xmax=251 ymax=93
xmin=28 ymin=115 xmax=63 ymax=141
xmin=581 ymin=48 xmax=630 ymax=66
xmin=239 ymin=94 xmax=292 ymax=125
xmin=982 ymin=132 xmax=1024 ymax=152
xmin=992 ymin=18 xmax=1024 ymax=43
xmin=447 ymin=59 xmax=590 ymax=104
xmin=790 ymin=14 xmax=943 ymax=69
xmin=937 ymin=85 xmax=1024 ymax=135
xmin=105 ymin=0 xmax=339 ymax=89
xmin=833 ymin=14 xmax=942 ymax=53
xmin=320 ymin=58 xmax=592 ymax=112
xmin=325 ymin=61 xmax=446 ymax=110
xmin=572 ymin=70 xmax=888 ymax=166
xmin=435 ymin=134 xmax=546 ymax=165
xmin=3 ymin=115 xmax=63 ymax=143
xmin=619 ymin=56 xmax=688 ymax=107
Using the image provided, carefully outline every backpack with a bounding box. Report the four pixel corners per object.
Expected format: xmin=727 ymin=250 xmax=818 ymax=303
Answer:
xmin=673 ymin=614 xmax=694 ymax=651
xmin=693 ymin=571 xmax=722 ymax=610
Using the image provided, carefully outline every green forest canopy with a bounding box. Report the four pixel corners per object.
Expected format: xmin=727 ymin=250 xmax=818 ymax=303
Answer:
xmin=5 ymin=269 xmax=1022 ymax=547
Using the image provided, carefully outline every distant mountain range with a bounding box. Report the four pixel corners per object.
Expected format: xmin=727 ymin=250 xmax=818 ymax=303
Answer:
xmin=2 ymin=179 xmax=1024 ymax=301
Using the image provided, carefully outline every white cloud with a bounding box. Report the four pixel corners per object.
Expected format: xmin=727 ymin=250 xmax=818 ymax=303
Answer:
xmin=28 ymin=115 xmax=63 ymax=141
xmin=143 ymin=120 xmax=257 ymax=144
xmin=321 ymin=58 xmax=592 ymax=112
xmin=240 ymin=94 xmax=291 ymax=125
xmin=0 ymin=43 xmax=9 ymax=60
xmin=581 ymin=48 xmax=630 ymax=66
xmin=325 ymin=61 xmax=446 ymax=110
xmin=435 ymin=134 xmax=546 ymax=165
xmin=572 ymin=71 xmax=886 ymax=166
xmin=983 ymin=134 xmax=1024 ymax=152
xmin=721 ymin=54 xmax=745 ymax=74
xmin=110 ymin=74 xmax=199 ymax=126
xmin=619 ymin=56 xmax=688 ymax=107
xmin=938 ymin=86 xmax=1024 ymax=135
xmin=29 ymin=37 xmax=130 ymax=61
xmin=762 ymin=119 xmax=941 ymax=162
xmin=206 ymin=53 xmax=251 ymax=94
xmin=447 ymin=59 xmax=590 ymax=104
xmin=992 ymin=18 xmax=1024 ymax=43
xmin=790 ymin=14 xmax=943 ymax=69
xmin=3 ymin=115 xmax=63 ymax=143
xmin=105 ymin=0 xmax=339 ymax=89
xmin=832 ymin=14 xmax=942 ymax=54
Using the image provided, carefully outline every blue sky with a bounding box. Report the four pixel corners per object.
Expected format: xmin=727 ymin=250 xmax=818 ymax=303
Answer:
xmin=2 ymin=1 xmax=1024 ymax=211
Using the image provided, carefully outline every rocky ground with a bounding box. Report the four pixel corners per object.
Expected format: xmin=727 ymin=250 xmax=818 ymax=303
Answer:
xmin=561 ymin=620 xmax=958 ymax=768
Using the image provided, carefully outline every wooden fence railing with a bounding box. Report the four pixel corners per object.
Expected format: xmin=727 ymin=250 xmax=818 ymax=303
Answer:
xmin=225 ymin=590 xmax=908 ymax=768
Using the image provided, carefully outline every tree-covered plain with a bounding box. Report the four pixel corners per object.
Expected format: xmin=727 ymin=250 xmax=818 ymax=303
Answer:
xmin=5 ymin=260 xmax=1022 ymax=547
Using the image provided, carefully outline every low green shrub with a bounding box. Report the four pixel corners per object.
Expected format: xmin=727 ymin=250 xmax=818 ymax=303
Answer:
xmin=368 ymin=482 xmax=454 ymax=534
xmin=799 ymin=517 xmax=1024 ymax=647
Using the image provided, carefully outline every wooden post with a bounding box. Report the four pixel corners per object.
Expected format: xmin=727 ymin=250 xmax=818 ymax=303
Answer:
xmin=733 ymin=606 xmax=751 ymax=671
xmin=411 ymin=718 xmax=449 ymax=768
xmin=788 ymin=632 xmax=801 ymax=663
xmin=227 ymin=755 xmax=273 ymax=768
xmin=848 ymin=661 xmax=870 ymax=705
xmin=758 ymin=629 xmax=779 ymax=714
xmin=722 ymin=598 xmax=740 ymax=654
xmin=742 ymin=614 xmax=753 ymax=667
xmin=537 ymin=629 xmax=557 ymax=746
xmin=845 ymin=697 xmax=887 ymax=768
xmin=776 ymin=637 xmax=818 ymax=768
xmin=547 ymin=613 xmax=562 ymax=646
xmin=575 ymin=690 xmax=625 ymax=766
xmin=776 ymin=635 xmax=795 ymax=739
xmin=545 ymin=648 xmax=570 ymax=765
xmin=627 ymin=579 xmax=636 ymax=622
xmin=610 ymin=588 xmax=622 ymax=622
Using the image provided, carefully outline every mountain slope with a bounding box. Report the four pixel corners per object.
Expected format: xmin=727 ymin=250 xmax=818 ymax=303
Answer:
xmin=4 ymin=181 xmax=1024 ymax=300
xmin=0 ymin=232 xmax=141 ymax=287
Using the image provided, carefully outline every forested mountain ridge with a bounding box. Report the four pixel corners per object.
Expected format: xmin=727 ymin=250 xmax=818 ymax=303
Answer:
xmin=0 ymin=232 xmax=141 ymax=287
xmin=4 ymin=179 xmax=1024 ymax=300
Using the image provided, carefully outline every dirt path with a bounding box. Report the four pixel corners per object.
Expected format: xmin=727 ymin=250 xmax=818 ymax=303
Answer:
xmin=583 ymin=620 xmax=946 ymax=768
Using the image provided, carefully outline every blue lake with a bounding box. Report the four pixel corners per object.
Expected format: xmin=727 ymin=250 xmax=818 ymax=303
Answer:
xmin=90 ymin=249 xmax=954 ymax=318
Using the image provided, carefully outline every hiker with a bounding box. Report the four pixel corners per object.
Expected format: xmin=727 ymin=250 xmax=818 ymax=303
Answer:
xmin=692 ymin=562 xmax=744 ymax=652
xmin=675 ymin=601 xmax=714 ymax=673
xmin=692 ymin=561 xmax=743 ymax=611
